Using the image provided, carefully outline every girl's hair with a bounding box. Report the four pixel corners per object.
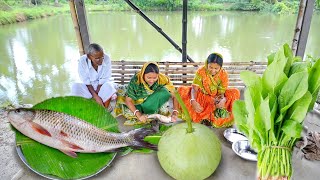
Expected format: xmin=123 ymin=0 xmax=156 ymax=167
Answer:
xmin=87 ymin=43 xmax=103 ymax=55
xmin=207 ymin=53 xmax=223 ymax=67
xmin=144 ymin=63 xmax=159 ymax=74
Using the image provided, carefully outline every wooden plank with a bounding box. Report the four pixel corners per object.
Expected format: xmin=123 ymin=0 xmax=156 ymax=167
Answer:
xmin=74 ymin=0 xmax=90 ymax=53
xmin=111 ymin=61 xmax=267 ymax=88
xmin=112 ymin=80 xmax=246 ymax=88
xmin=112 ymin=61 xmax=267 ymax=66
xmin=111 ymin=65 xmax=266 ymax=71
xmin=113 ymin=76 xmax=242 ymax=81
xmin=112 ymin=73 xmax=242 ymax=79
xmin=112 ymin=69 xmax=264 ymax=75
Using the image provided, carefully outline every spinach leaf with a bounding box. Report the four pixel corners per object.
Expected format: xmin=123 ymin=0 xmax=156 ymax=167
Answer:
xmin=253 ymin=97 xmax=271 ymax=144
xmin=308 ymin=59 xmax=320 ymax=110
xmin=278 ymin=71 xmax=308 ymax=114
xmin=262 ymin=47 xmax=288 ymax=96
xmin=244 ymin=87 xmax=260 ymax=128
xmin=285 ymin=91 xmax=312 ymax=123
xmin=267 ymin=52 xmax=275 ymax=65
xmin=283 ymin=43 xmax=294 ymax=76
xmin=233 ymin=100 xmax=249 ymax=136
xmin=288 ymin=62 xmax=309 ymax=77
xmin=281 ymin=120 xmax=303 ymax=138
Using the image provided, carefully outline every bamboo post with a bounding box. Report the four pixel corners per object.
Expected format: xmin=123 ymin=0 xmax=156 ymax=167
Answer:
xmin=121 ymin=60 xmax=125 ymax=84
xmin=182 ymin=0 xmax=188 ymax=63
xmin=74 ymin=0 xmax=91 ymax=54
xmin=291 ymin=0 xmax=315 ymax=58
xmin=164 ymin=62 xmax=169 ymax=76
xmin=69 ymin=0 xmax=85 ymax=55
xmin=182 ymin=0 xmax=188 ymax=83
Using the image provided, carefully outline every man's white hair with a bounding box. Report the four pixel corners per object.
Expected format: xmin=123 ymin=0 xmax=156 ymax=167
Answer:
xmin=87 ymin=43 xmax=103 ymax=55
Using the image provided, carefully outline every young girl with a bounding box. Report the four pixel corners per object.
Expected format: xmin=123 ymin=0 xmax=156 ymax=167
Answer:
xmin=177 ymin=53 xmax=240 ymax=127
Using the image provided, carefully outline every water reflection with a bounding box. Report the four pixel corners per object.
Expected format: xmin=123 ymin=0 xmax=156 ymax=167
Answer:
xmin=0 ymin=11 xmax=319 ymax=107
xmin=0 ymin=16 xmax=79 ymax=106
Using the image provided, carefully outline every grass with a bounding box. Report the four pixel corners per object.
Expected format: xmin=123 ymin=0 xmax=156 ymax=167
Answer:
xmin=1 ymin=1 xmax=317 ymax=26
xmin=0 ymin=4 xmax=70 ymax=25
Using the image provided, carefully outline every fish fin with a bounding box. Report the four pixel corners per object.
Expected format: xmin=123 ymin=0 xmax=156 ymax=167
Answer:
xmin=104 ymin=148 xmax=123 ymax=153
xmin=60 ymin=139 xmax=84 ymax=150
xmin=60 ymin=150 xmax=78 ymax=158
xmin=31 ymin=122 xmax=52 ymax=137
xmin=130 ymin=128 xmax=157 ymax=151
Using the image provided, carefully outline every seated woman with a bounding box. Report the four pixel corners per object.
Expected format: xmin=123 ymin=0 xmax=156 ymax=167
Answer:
xmin=114 ymin=62 xmax=178 ymax=125
xmin=177 ymin=53 xmax=240 ymax=128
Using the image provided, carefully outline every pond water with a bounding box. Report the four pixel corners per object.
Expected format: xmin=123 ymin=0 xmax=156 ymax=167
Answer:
xmin=0 ymin=11 xmax=319 ymax=106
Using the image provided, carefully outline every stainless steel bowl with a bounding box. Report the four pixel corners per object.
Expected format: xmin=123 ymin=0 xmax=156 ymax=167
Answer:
xmin=223 ymin=128 xmax=248 ymax=143
xmin=232 ymin=140 xmax=257 ymax=161
xmin=16 ymin=145 xmax=117 ymax=180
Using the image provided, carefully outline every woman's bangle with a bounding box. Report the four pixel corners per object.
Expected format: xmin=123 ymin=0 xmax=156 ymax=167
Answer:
xmin=172 ymin=109 xmax=179 ymax=114
xmin=133 ymin=109 xmax=139 ymax=116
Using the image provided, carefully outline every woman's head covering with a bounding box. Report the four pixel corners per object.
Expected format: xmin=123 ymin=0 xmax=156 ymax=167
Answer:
xmin=136 ymin=62 xmax=175 ymax=93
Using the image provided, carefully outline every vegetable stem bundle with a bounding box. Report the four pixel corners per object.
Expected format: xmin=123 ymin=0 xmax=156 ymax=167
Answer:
xmin=233 ymin=44 xmax=320 ymax=179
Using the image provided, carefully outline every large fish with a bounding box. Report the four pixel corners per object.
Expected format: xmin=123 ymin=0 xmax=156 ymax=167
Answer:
xmin=8 ymin=108 xmax=157 ymax=158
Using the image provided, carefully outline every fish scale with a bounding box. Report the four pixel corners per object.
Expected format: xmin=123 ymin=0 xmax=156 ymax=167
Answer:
xmin=35 ymin=110 xmax=131 ymax=150
xmin=8 ymin=108 xmax=157 ymax=157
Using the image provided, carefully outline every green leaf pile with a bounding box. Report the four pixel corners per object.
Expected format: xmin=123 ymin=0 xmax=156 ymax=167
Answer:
xmin=15 ymin=96 xmax=118 ymax=179
xmin=233 ymin=44 xmax=320 ymax=179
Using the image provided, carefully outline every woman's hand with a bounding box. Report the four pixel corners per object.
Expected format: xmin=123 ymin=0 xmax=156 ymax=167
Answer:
xmin=136 ymin=112 xmax=148 ymax=123
xmin=215 ymin=96 xmax=226 ymax=108
xmin=171 ymin=111 xmax=178 ymax=122
xmin=191 ymin=100 xmax=203 ymax=113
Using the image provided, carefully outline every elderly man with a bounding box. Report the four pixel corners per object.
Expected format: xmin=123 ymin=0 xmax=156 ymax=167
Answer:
xmin=72 ymin=43 xmax=116 ymax=109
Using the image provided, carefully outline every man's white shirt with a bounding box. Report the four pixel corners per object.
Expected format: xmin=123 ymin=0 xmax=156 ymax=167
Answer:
xmin=78 ymin=54 xmax=112 ymax=88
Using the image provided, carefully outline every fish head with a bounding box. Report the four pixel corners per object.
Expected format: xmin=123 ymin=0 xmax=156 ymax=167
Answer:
xmin=8 ymin=108 xmax=36 ymax=126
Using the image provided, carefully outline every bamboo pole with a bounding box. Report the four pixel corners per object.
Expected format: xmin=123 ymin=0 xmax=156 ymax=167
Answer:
xmin=69 ymin=0 xmax=85 ymax=55
xmin=74 ymin=0 xmax=91 ymax=53
xmin=123 ymin=0 xmax=194 ymax=62
xmin=182 ymin=0 xmax=188 ymax=63
xmin=291 ymin=0 xmax=315 ymax=57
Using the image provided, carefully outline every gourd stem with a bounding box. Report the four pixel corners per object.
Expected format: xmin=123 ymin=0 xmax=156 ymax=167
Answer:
xmin=174 ymin=90 xmax=193 ymax=133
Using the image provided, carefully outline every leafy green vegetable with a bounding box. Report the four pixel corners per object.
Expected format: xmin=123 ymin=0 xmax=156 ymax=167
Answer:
xmin=308 ymin=58 xmax=320 ymax=110
xmin=233 ymin=44 xmax=320 ymax=179
xmin=262 ymin=49 xmax=288 ymax=97
xmin=278 ymin=71 xmax=308 ymax=113
xmin=214 ymin=108 xmax=229 ymax=118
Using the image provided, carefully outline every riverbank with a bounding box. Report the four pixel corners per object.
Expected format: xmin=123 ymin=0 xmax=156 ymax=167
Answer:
xmin=0 ymin=1 xmax=310 ymax=26
xmin=0 ymin=5 xmax=70 ymax=25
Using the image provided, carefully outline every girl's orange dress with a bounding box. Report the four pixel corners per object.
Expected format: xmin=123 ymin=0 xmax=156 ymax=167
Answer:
xmin=177 ymin=65 xmax=240 ymax=127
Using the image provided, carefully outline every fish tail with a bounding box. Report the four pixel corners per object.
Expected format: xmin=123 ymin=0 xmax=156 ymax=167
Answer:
xmin=130 ymin=128 xmax=157 ymax=151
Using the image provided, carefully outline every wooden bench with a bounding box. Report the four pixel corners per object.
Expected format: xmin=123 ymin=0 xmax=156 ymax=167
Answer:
xmin=112 ymin=61 xmax=267 ymax=89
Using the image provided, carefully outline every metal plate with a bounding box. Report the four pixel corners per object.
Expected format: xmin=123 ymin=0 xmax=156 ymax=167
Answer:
xmin=232 ymin=140 xmax=257 ymax=162
xmin=223 ymin=128 xmax=248 ymax=143
xmin=16 ymin=145 xmax=117 ymax=180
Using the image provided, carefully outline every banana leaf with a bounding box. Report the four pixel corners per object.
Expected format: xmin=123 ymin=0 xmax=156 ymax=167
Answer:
xmin=14 ymin=96 xmax=118 ymax=179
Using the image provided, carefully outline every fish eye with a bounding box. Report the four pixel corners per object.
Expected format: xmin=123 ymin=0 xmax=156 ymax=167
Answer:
xmin=15 ymin=109 xmax=20 ymax=113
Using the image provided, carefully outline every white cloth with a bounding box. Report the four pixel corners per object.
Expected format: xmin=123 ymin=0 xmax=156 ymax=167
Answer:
xmin=71 ymin=54 xmax=116 ymax=102
xmin=72 ymin=82 xmax=116 ymax=103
